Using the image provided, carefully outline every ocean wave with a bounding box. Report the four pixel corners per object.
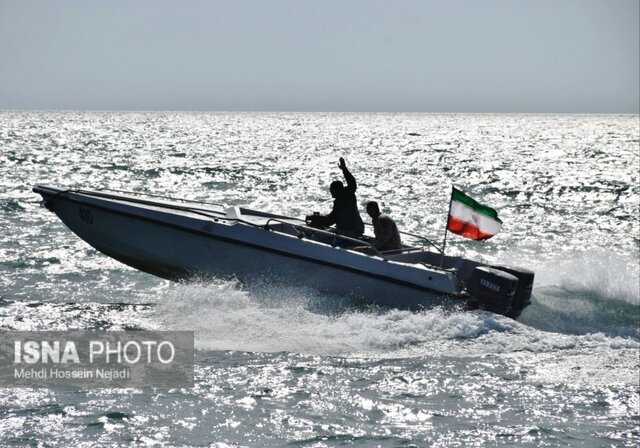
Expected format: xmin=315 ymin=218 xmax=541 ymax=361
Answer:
xmin=145 ymin=281 xmax=517 ymax=355
xmin=518 ymin=250 xmax=640 ymax=338
xmin=0 ymin=199 xmax=26 ymax=213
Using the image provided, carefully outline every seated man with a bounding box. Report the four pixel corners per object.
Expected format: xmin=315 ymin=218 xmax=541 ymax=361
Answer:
xmin=366 ymin=201 xmax=402 ymax=252
xmin=305 ymin=157 xmax=365 ymax=238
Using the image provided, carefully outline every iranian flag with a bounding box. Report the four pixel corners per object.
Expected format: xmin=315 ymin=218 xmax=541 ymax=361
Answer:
xmin=446 ymin=187 xmax=502 ymax=240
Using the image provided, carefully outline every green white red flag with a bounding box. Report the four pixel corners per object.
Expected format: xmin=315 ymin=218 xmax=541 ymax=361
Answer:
xmin=447 ymin=187 xmax=502 ymax=240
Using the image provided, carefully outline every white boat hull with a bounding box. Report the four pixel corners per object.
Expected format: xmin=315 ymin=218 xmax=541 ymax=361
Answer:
xmin=35 ymin=186 xmax=461 ymax=310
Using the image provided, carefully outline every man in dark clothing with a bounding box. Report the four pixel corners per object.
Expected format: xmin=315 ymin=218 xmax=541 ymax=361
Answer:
xmin=306 ymin=157 xmax=365 ymax=237
xmin=366 ymin=201 xmax=402 ymax=251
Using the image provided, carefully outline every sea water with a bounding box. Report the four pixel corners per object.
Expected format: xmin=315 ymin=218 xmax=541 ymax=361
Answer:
xmin=0 ymin=112 xmax=638 ymax=446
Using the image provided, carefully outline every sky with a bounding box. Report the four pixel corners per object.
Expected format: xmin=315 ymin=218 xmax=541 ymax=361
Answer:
xmin=0 ymin=0 xmax=638 ymax=113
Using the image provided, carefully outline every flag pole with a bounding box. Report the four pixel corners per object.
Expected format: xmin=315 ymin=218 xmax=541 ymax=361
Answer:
xmin=440 ymin=186 xmax=454 ymax=268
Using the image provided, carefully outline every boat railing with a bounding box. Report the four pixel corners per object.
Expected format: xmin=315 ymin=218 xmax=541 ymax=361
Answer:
xmin=263 ymin=218 xmax=389 ymax=261
xmin=379 ymin=246 xmax=424 ymax=255
xmin=79 ymin=187 xmax=229 ymax=209
xmin=398 ymin=230 xmax=444 ymax=254
xmin=53 ymin=187 xmax=443 ymax=255
xmin=68 ymin=188 xmax=229 ymax=219
xmin=80 ymin=189 xmax=442 ymax=245
xmin=362 ymin=222 xmax=443 ymax=254
xmin=72 ymin=187 xmax=310 ymax=223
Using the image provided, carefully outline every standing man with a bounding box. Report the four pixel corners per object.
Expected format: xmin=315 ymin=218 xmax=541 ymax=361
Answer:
xmin=306 ymin=157 xmax=365 ymax=237
xmin=366 ymin=201 xmax=402 ymax=251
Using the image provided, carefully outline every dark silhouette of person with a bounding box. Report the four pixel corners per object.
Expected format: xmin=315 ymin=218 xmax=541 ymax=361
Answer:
xmin=366 ymin=201 xmax=402 ymax=251
xmin=306 ymin=157 xmax=364 ymax=237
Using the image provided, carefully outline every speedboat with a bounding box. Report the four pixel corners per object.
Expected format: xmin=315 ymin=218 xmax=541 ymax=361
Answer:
xmin=33 ymin=186 xmax=534 ymax=319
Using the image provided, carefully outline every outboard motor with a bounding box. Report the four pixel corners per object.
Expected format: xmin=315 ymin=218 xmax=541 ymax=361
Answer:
xmin=466 ymin=266 xmax=518 ymax=315
xmin=491 ymin=265 xmax=535 ymax=319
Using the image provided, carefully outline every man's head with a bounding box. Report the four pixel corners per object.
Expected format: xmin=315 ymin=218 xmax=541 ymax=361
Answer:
xmin=330 ymin=181 xmax=344 ymax=198
xmin=366 ymin=201 xmax=381 ymax=219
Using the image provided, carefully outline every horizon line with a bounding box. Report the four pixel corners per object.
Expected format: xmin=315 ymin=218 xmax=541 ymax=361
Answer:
xmin=1 ymin=108 xmax=639 ymax=116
